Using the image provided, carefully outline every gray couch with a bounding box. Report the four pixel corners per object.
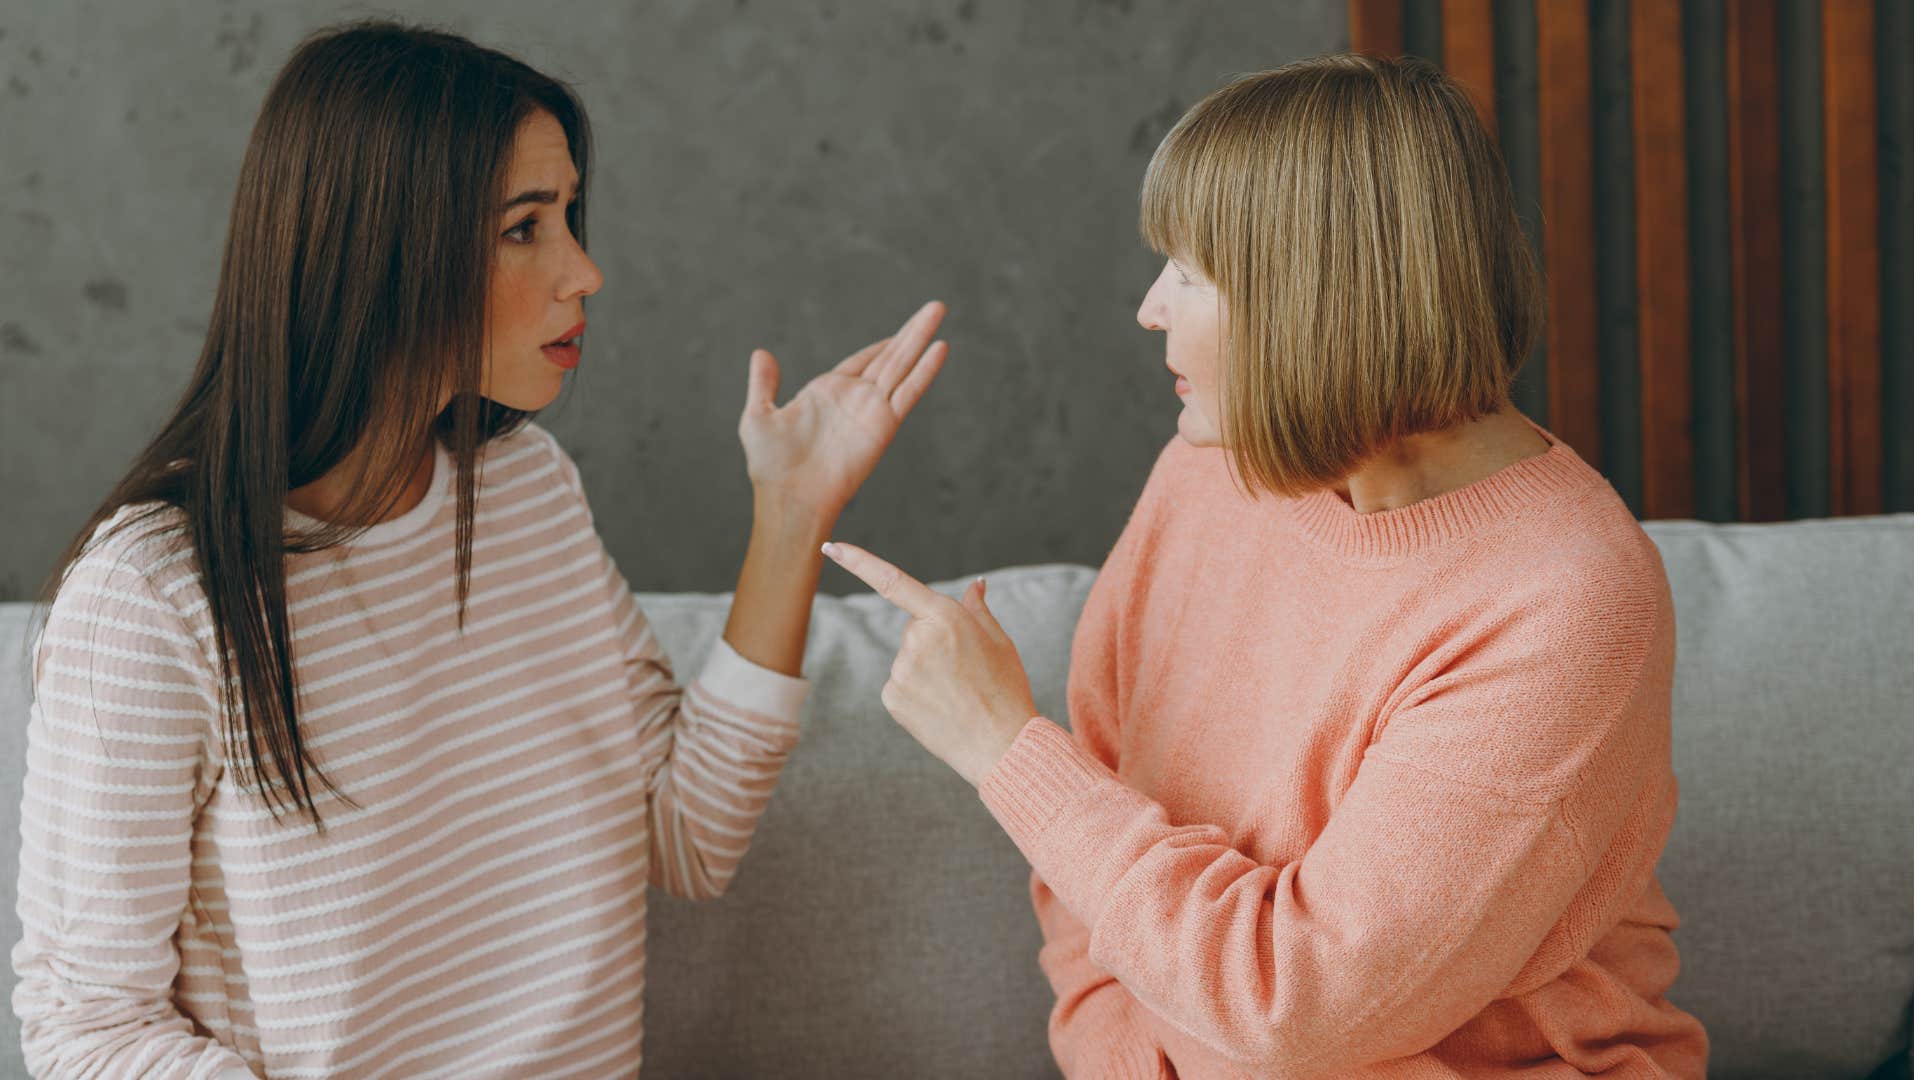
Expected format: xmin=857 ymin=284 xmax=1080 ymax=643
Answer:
xmin=0 ymin=515 xmax=1912 ymax=1078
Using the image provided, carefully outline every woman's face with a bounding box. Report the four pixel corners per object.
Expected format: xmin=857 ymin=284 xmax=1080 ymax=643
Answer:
xmin=1136 ymin=256 xmax=1223 ymax=447
xmin=479 ymin=109 xmax=605 ymax=412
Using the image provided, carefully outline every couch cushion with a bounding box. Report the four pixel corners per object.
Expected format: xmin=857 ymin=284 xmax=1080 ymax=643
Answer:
xmin=1647 ymin=516 xmax=1914 ymax=1077
xmin=0 ymin=516 xmax=1910 ymax=1078
xmin=637 ymin=563 xmax=1091 ymax=1079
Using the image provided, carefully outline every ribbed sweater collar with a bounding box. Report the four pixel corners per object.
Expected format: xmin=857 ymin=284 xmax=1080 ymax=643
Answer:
xmin=1280 ymin=420 xmax=1598 ymax=561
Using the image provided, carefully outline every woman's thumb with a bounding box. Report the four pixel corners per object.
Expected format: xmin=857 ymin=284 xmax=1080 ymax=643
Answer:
xmin=743 ymin=349 xmax=780 ymax=417
xmin=960 ymin=576 xmax=990 ymax=618
xmin=960 ymin=572 xmax=1006 ymax=622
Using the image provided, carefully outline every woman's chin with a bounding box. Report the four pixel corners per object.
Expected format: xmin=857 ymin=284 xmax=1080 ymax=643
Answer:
xmin=1175 ymin=407 xmax=1222 ymax=448
xmin=484 ymin=382 xmax=565 ymax=413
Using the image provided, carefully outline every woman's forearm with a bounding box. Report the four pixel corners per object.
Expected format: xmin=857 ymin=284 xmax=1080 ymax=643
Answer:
xmin=720 ymin=487 xmax=836 ymax=677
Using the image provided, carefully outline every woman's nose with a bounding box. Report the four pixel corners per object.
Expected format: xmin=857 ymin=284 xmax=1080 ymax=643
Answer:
xmin=566 ymin=250 xmax=605 ymax=301
xmin=1137 ymin=295 xmax=1165 ymax=332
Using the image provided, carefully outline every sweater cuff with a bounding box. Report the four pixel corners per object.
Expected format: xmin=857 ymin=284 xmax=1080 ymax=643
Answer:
xmin=978 ymin=717 xmax=1118 ymax=858
xmin=694 ymin=636 xmax=811 ymax=728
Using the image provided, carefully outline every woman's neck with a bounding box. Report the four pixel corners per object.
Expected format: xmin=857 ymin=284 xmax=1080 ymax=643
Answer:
xmin=1336 ymin=402 xmax=1551 ymax=514
xmin=286 ymin=439 xmax=436 ymax=526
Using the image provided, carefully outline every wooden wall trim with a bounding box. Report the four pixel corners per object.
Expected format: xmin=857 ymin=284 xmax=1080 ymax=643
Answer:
xmin=1536 ymin=0 xmax=1603 ymax=465
xmin=1630 ymin=0 xmax=1696 ymax=519
xmin=1726 ymin=0 xmax=1789 ymax=521
xmin=1443 ymin=0 xmax=1500 ymax=135
xmin=1823 ymin=0 xmax=1884 ymax=515
xmin=1350 ymin=0 xmax=1404 ymax=58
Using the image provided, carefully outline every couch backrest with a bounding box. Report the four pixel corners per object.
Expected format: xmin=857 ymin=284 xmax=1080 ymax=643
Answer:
xmin=1645 ymin=516 xmax=1913 ymax=1076
xmin=0 ymin=517 xmax=1910 ymax=1078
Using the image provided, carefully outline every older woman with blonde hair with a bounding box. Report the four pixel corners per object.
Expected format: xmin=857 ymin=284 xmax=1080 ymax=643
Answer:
xmin=826 ymin=54 xmax=1711 ymax=1077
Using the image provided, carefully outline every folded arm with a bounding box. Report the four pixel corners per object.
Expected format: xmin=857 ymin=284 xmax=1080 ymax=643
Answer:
xmin=980 ymin=573 xmax=1667 ymax=1074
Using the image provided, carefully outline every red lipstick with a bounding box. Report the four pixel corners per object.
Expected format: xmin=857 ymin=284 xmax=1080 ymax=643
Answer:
xmin=542 ymin=321 xmax=586 ymax=371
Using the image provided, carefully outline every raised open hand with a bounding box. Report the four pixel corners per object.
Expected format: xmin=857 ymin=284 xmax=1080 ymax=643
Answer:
xmin=738 ymin=301 xmax=948 ymax=519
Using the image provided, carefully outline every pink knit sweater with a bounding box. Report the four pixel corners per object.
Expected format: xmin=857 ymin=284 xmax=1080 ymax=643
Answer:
xmin=13 ymin=424 xmax=808 ymax=1078
xmin=978 ymin=428 xmax=1711 ymax=1078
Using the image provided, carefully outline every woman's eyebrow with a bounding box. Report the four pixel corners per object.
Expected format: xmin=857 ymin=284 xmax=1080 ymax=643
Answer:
xmin=498 ymin=180 xmax=580 ymax=212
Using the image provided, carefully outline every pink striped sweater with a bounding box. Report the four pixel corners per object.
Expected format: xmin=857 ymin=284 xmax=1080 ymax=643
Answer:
xmin=13 ymin=423 xmax=809 ymax=1078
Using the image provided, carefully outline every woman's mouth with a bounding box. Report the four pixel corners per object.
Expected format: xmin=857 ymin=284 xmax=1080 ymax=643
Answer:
xmin=543 ymin=322 xmax=586 ymax=370
xmin=1174 ymin=375 xmax=1190 ymax=395
xmin=542 ymin=340 xmax=580 ymax=370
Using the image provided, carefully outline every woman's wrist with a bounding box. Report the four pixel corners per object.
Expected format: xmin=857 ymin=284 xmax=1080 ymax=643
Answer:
xmin=961 ymin=712 xmax=1035 ymax=788
xmin=719 ymin=486 xmax=838 ymax=678
xmin=749 ymin=483 xmax=839 ymax=544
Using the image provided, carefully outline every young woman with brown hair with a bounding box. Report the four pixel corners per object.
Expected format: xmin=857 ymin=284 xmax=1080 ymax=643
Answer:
xmin=14 ymin=20 xmax=945 ymax=1078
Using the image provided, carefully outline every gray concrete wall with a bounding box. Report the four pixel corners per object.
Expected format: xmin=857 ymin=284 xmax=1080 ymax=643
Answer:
xmin=5 ymin=2 xmax=1908 ymax=600
xmin=0 ymin=1 xmax=1347 ymax=599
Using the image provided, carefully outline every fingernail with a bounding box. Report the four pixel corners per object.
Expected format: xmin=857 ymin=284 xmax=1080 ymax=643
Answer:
xmin=821 ymin=542 xmax=839 ymax=559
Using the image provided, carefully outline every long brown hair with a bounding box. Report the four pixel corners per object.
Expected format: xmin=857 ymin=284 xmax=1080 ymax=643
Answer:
xmin=1141 ymin=54 xmax=1543 ymax=497
xmin=36 ymin=20 xmax=593 ymax=827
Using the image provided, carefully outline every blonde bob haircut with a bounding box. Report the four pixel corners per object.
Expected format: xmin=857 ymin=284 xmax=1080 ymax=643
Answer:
xmin=1141 ymin=53 xmax=1545 ymax=497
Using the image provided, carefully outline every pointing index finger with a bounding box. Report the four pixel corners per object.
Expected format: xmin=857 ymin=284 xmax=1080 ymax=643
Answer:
xmin=822 ymin=541 xmax=947 ymax=619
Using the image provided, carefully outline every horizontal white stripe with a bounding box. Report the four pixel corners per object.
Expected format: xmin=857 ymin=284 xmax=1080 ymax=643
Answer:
xmin=17 ymin=806 xmax=192 ymax=849
xmin=20 ymin=841 xmax=193 ymax=877
xmin=33 ymin=634 xmax=208 ymax=681
xmin=280 ymin=483 xmax=581 ymax=617
xmin=337 ymin=914 xmax=645 ymax=1076
xmin=39 ymin=661 xmax=214 ymax=705
xmin=14 ymin=888 xmax=180 ymax=927
xmin=219 ymin=691 xmax=626 ymax=828
xmin=30 ymin=734 xmax=200 ymax=774
xmin=35 ymin=688 xmax=206 ymax=722
xmin=296 ymin=574 xmax=603 ymax=697
xmin=217 ymin=803 xmax=647 ymax=961
xmin=254 ymin=879 xmax=644 ymax=1032
xmin=27 ymin=761 xmax=198 ymax=799
xmin=292 ymin=647 xmax=622 ymax=762
xmin=288 ymin=528 xmax=588 ymax=643
xmin=402 ymin=949 xmax=645 ymax=1080
xmin=522 ymin=1024 xmax=643 ymax=1080
xmin=218 ymin=723 xmax=636 ymax=888
xmin=276 ymin=440 xmax=556 ymax=588
xmin=671 ymin=731 xmax=781 ymax=800
xmin=16 ymin=909 xmax=177 ymax=951
xmin=58 ymin=581 xmax=181 ymax=622
xmin=219 ymin=679 xmax=627 ymax=836
xmin=294 ymin=547 xmax=601 ymax=667
xmin=25 ymin=786 xmax=195 ymax=824
xmin=220 ymin=767 xmax=649 ymax=908
xmin=47 ymin=609 xmax=200 ymax=653
xmin=18 ymin=859 xmax=186 ymax=902
xmin=176 ymin=965 xmax=246 ymax=982
xmin=230 ymin=824 xmax=646 ymax=960
xmin=660 ymin=793 xmax=757 ymax=844
xmin=297 ymin=606 xmax=611 ymax=725
xmin=32 ymin=707 xmax=208 ymax=746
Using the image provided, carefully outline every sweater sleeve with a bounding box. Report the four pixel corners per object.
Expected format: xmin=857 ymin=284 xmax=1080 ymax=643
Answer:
xmin=978 ymin=565 xmax=1671 ymax=1076
xmin=1032 ymin=472 xmax=1173 ymax=1079
xmin=1034 ymin=877 xmax=1174 ymax=1079
xmin=11 ymin=535 xmax=256 ymax=1079
xmin=540 ymin=430 xmax=809 ymax=901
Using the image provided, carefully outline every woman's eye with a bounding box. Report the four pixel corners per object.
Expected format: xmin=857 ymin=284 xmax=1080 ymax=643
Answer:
xmin=503 ymin=216 xmax=536 ymax=244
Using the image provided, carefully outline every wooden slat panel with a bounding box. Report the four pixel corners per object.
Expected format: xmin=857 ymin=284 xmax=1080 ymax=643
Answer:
xmin=1725 ymin=0 xmax=1789 ymax=521
xmin=1823 ymin=0 xmax=1883 ymax=515
xmin=1443 ymin=0 xmax=1499 ymax=135
xmin=1536 ymin=0 xmax=1603 ymax=464
xmin=1630 ymin=0 xmax=1695 ymax=519
xmin=1350 ymin=0 xmax=1404 ymax=58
